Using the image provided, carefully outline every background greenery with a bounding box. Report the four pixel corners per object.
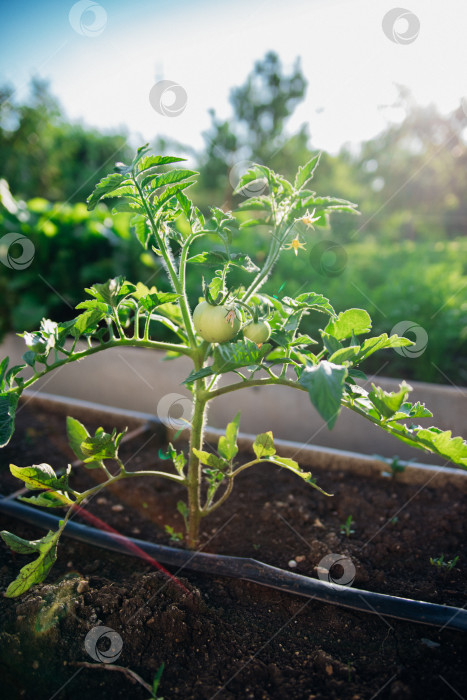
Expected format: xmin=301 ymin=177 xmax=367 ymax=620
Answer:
xmin=1 ymin=55 xmax=466 ymax=385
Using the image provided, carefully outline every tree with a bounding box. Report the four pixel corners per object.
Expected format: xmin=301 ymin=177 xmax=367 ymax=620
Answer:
xmin=0 ymin=78 xmax=131 ymax=202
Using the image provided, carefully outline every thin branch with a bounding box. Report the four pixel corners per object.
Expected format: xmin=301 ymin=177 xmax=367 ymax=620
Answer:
xmin=70 ymin=662 xmax=152 ymax=694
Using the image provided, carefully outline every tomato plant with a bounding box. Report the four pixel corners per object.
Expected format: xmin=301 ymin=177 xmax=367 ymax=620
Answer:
xmin=1 ymin=146 xmax=467 ymax=597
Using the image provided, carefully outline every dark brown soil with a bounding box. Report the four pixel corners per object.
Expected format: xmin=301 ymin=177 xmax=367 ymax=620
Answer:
xmin=0 ymin=400 xmax=466 ymax=700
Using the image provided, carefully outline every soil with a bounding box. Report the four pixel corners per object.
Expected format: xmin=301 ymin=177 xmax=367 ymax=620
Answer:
xmin=0 ymin=399 xmax=466 ymax=700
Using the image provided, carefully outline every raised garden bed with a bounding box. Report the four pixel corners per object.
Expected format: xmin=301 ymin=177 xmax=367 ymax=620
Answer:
xmin=0 ymin=394 xmax=466 ymax=699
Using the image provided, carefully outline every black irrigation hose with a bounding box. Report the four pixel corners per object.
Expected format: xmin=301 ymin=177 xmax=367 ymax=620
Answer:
xmin=1 ymin=494 xmax=466 ymax=633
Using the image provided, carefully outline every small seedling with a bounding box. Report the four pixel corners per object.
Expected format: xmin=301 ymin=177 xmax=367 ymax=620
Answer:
xmin=340 ymin=515 xmax=355 ymax=537
xmin=164 ymin=525 xmax=183 ymax=543
xmin=150 ymin=662 xmax=165 ymax=700
xmin=429 ymin=554 xmax=460 ymax=572
xmin=376 ymin=454 xmax=408 ymax=478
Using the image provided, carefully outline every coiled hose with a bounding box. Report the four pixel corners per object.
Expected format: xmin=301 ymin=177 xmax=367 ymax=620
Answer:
xmin=0 ymin=494 xmax=465 ymax=632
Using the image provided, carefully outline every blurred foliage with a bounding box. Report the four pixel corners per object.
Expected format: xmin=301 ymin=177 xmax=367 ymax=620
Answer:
xmin=0 ymin=180 xmax=158 ymax=338
xmin=1 ymin=58 xmax=467 ymax=384
xmin=0 ymin=77 xmax=131 ymax=202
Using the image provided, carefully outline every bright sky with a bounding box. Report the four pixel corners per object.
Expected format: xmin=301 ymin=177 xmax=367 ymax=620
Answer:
xmin=1 ymin=0 xmax=466 ymax=155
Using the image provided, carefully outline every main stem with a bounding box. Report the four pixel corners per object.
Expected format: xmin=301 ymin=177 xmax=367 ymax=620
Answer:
xmin=186 ymin=379 xmax=208 ymax=548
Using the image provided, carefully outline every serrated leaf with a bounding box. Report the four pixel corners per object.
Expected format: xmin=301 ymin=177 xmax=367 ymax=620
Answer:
xmin=66 ymin=416 xmax=101 ymax=469
xmin=0 ymin=356 xmax=10 ymax=390
xmin=294 ymin=153 xmax=320 ymax=190
xmin=218 ymin=412 xmax=241 ymax=461
xmin=1 ymin=531 xmax=41 ymax=554
xmin=85 ymin=277 xmax=137 ymax=307
xmin=71 ymin=308 xmax=107 ymax=337
xmin=0 ymin=392 xmax=20 ymax=447
xmin=9 ymin=463 xmax=67 ymax=491
xmin=329 ymin=345 xmax=361 ymax=364
xmin=19 ymin=491 xmax=73 ymax=507
xmin=288 ymin=293 xmax=335 ymax=316
xmin=140 ymin=168 xmax=198 ymax=190
xmin=356 ymin=334 xmax=413 ymax=362
xmin=324 ymin=309 xmax=371 ymax=341
xmin=87 ymin=173 xmax=125 ymax=211
xmin=4 ymin=529 xmax=61 ymax=597
xmin=212 ymin=339 xmax=272 ymax=375
xmin=253 ymin=431 xmax=276 ymax=459
xmin=137 ymin=155 xmax=186 ymax=173
xmin=369 ymin=381 xmax=412 ymax=420
xmin=192 ymin=449 xmax=226 ymax=470
xmin=299 ymin=361 xmax=348 ymax=429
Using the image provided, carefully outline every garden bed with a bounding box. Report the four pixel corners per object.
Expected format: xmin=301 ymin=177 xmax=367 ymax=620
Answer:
xmin=0 ymin=395 xmax=466 ymax=699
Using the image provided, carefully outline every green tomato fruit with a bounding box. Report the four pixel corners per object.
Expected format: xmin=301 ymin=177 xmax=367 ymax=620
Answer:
xmin=242 ymin=320 xmax=271 ymax=344
xmin=193 ymin=301 xmax=241 ymax=343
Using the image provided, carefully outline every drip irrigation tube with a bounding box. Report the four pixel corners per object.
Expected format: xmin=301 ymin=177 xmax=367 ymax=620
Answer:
xmin=1 ymin=494 xmax=466 ymax=633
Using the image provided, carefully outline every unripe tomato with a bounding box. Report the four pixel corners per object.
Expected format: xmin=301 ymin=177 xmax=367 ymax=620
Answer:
xmin=193 ymin=301 xmax=241 ymax=343
xmin=242 ymin=320 xmax=271 ymax=344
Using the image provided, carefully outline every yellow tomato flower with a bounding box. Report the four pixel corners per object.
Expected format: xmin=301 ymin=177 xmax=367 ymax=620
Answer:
xmin=301 ymin=208 xmax=320 ymax=228
xmin=284 ymin=237 xmax=306 ymax=256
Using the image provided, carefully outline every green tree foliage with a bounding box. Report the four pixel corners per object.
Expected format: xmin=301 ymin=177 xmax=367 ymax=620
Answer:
xmin=0 ymin=78 xmax=131 ymax=202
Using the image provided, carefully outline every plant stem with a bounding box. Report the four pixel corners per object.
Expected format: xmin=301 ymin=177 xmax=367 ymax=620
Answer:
xmin=185 ymin=382 xmax=208 ymax=548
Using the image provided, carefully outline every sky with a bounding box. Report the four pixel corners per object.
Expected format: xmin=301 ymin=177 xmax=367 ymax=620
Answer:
xmin=1 ymin=0 xmax=466 ymax=155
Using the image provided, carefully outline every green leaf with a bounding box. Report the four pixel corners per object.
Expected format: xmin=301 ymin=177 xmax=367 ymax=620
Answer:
xmin=140 ymin=168 xmax=198 ymax=190
xmin=253 ymin=431 xmax=276 ymax=459
xmin=286 ymin=293 xmax=335 ymax=316
xmin=299 ymin=361 xmax=348 ymax=429
xmin=137 ymin=155 xmax=186 ymax=173
xmin=415 ymin=428 xmax=467 ymax=467
xmin=19 ymin=491 xmax=73 ymax=507
xmin=324 ymin=309 xmax=371 ymax=341
xmin=71 ymin=308 xmax=107 ymax=337
xmin=85 ymin=277 xmax=137 ymax=307
xmin=66 ymin=416 xmax=101 ymax=469
xmin=87 ymin=173 xmax=125 ymax=211
xmin=81 ymin=428 xmax=121 ymax=462
xmin=218 ymin=412 xmax=241 ymax=461
xmin=192 ymin=449 xmax=226 ymax=470
xmin=233 ymin=164 xmax=269 ymax=195
xmin=369 ymin=381 xmax=412 ymax=420
xmin=355 ymin=333 xmax=413 ymax=362
xmin=9 ymin=463 xmax=68 ymax=491
xmin=329 ymin=345 xmax=361 ymax=364
xmin=212 ymin=339 xmax=272 ymax=375
xmin=1 ymin=531 xmax=41 ymax=554
xmin=4 ymin=529 xmax=61 ymax=597
xmin=294 ymin=153 xmax=320 ymax=190
xmin=0 ymin=356 xmax=10 ymax=390
xmin=0 ymin=392 xmax=20 ymax=447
